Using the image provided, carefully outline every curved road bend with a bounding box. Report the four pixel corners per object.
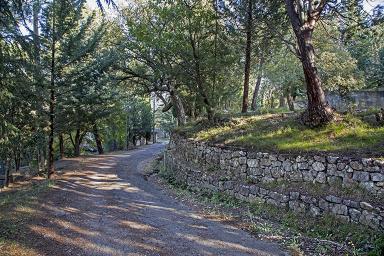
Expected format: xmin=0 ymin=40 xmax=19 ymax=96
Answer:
xmin=27 ymin=143 xmax=288 ymax=256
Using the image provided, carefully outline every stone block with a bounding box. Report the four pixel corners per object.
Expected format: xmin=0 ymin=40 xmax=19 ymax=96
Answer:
xmin=296 ymin=156 xmax=306 ymax=162
xmin=343 ymin=199 xmax=359 ymax=209
xmin=303 ymin=171 xmax=314 ymax=182
xmin=310 ymin=206 xmax=321 ymax=216
xmin=361 ymin=158 xmax=372 ymax=166
xmin=331 ymin=204 xmax=348 ymax=215
xmin=289 ymin=191 xmax=300 ymax=200
xmin=326 ymin=195 xmax=342 ymax=204
xmin=349 ymin=208 xmax=361 ymax=222
xmin=260 ymin=158 xmax=272 ymax=167
xmin=337 ymin=163 xmax=346 ymax=171
xmin=312 ymin=162 xmax=325 ymax=172
xmin=247 ymin=159 xmax=258 ymax=168
xmin=319 ymin=199 xmax=329 ymax=211
xmin=286 ymin=171 xmax=303 ymax=182
xmin=249 ymin=185 xmax=259 ymax=195
xmin=327 ymin=156 xmax=339 ymax=164
xmin=282 ymin=161 xmax=292 ymax=172
xmin=315 ymin=172 xmax=326 ymax=183
xmin=371 ymin=173 xmax=384 ymax=182
xmin=360 ymin=202 xmax=374 ymax=211
xmin=259 ymin=188 xmax=268 ymax=195
xmin=239 ymin=185 xmax=249 ymax=196
xmin=271 ymin=167 xmax=284 ymax=178
xmin=327 ymin=164 xmax=337 ymax=175
xmin=314 ymin=156 xmax=326 ymax=162
xmin=298 ymin=162 xmax=309 ymax=170
xmin=272 ymin=161 xmax=282 ymax=167
xmin=239 ymin=157 xmax=247 ymax=165
xmin=359 ymin=210 xmax=380 ymax=229
xmin=350 ymin=161 xmax=363 ymax=170
xmin=352 ymin=171 xmax=370 ymax=182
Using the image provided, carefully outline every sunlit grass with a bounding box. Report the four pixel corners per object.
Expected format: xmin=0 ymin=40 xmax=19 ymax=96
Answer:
xmin=178 ymin=113 xmax=384 ymax=154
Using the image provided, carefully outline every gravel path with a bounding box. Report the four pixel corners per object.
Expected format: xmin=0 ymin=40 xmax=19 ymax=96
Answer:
xmin=26 ymin=144 xmax=288 ymax=256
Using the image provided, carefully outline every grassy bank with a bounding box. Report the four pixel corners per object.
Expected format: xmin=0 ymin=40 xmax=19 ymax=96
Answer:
xmin=176 ymin=113 xmax=384 ymax=156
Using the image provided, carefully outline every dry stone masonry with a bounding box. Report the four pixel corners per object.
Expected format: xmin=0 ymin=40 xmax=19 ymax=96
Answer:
xmin=165 ymin=134 xmax=384 ymax=231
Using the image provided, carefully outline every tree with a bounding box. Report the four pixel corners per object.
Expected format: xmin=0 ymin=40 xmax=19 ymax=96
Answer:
xmin=241 ymin=0 xmax=253 ymax=113
xmin=284 ymin=0 xmax=334 ymax=126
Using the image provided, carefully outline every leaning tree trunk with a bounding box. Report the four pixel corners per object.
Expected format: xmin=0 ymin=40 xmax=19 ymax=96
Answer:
xmin=93 ymin=124 xmax=104 ymax=155
xmin=241 ymin=0 xmax=253 ymax=113
xmin=297 ymin=30 xmax=333 ymax=126
xmin=284 ymin=0 xmax=333 ymax=127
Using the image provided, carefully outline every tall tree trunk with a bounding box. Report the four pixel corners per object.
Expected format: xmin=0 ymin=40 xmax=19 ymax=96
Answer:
xmin=93 ymin=124 xmax=104 ymax=154
xmin=213 ymin=0 xmax=218 ymax=100
xmin=241 ymin=0 xmax=253 ymax=113
xmin=270 ymin=94 xmax=274 ymax=109
xmin=279 ymin=95 xmax=286 ymax=108
xmin=59 ymin=133 xmax=64 ymax=159
xmin=126 ymin=128 xmax=131 ymax=149
xmin=170 ymin=89 xmax=186 ymax=126
xmin=190 ymin=99 xmax=196 ymax=120
xmin=47 ymin=4 xmax=56 ymax=178
xmin=251 ymin=56 xmax=264 ymax=111
xmin=284 ymin=0 xmax=333 ymax=126
xmin=73 ymin=129 xmax=81 ymax=157
xmin=33 ymin=0 xmax=40 ymax=64
xmin=188 ymin=25 xmax=214 ymax=121
xmin=286 ymin=94 xmax=295 ymax=111
xmin=4 ymin=159 xmax=11 ymax=187
xmin=14 ymin=151 xmax=20 ymax=172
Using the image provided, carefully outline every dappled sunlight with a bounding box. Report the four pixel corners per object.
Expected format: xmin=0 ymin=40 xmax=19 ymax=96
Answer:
xmin=15 ymin=205 xmax=39 ymax=214
xmin=54 ymin=219 xmax=100 ymax=236
xmin=119 ymin=220 xmax=156 ymax=232
xmin=29 ymin=225 xmax=126 ymax=255
xmin=179 ymin=233 xmax=269 ymax=254
xmin=1 ymin=145 xmax=285 ymax=255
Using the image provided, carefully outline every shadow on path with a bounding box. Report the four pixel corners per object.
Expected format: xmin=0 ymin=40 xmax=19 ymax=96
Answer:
xmin=1 ymin=144 xmax=288 ymax=256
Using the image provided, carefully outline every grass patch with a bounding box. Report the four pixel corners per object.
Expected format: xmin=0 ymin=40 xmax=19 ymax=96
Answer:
xmin=0 ymin=180 xmax=54 ymax=208
xmin=249 ymin=198 xmax=380 ymax=251
xmin=0 ymin=180 xmax=54 ymax=255
xmin=176 ymin=113 xmax=384 ymax=155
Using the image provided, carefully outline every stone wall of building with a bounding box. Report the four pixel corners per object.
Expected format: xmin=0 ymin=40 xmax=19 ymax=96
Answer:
xmin=326 ymin=90 xmax=384 ymax=111
xmin=164 ymin=134 xmax=384 ymax=230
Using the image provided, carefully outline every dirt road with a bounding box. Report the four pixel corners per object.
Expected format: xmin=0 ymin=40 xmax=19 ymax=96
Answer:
xmin=10 ymin=144 xmax=288 ymax=256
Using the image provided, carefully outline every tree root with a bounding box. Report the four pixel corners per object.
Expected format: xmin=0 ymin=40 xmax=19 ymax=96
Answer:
xmin=301 ymin=104 xmax=335 ymax=127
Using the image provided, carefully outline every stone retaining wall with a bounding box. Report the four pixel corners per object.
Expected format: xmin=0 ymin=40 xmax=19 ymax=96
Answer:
xmin=165 ymin=134 xmax=384 ymax=230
